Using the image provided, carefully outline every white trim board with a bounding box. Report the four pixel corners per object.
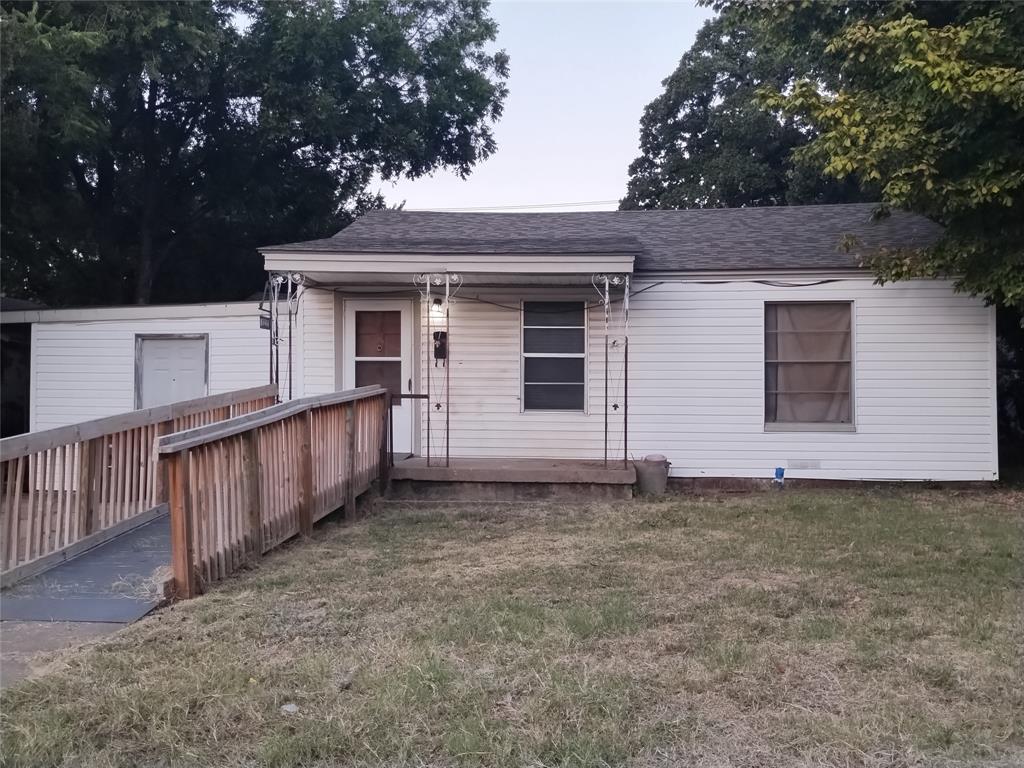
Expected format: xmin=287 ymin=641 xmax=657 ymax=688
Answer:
xmin=1 ymin=302 xmax=260 ymax=325
xmin=262 ymin=250 xmax=635 ymax=276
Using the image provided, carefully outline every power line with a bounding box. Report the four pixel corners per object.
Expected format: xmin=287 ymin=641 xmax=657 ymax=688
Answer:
xmin=405 ymin=199 xmax=620 ymax=212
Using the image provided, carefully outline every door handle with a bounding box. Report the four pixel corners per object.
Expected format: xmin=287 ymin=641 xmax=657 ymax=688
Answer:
xmin=407 ymin=378 xmax=412 ymax=392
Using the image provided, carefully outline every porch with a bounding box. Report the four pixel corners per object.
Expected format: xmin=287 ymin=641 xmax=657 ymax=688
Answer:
xmin=262 ymin=235 xmax=639 ymax=470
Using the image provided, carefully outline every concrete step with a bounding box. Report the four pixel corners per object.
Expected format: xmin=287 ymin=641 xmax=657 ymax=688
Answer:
xmin=387 ymin=458 xmax=635 ymax=501
xmin=387 ymin=479 xmax=632 ymax=502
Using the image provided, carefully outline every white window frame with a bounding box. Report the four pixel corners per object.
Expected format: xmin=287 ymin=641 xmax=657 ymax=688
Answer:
xmin=762 ymin=300 xmax=856 ymax=433
xmin=520 ymin=299 xmax=589 ymax=414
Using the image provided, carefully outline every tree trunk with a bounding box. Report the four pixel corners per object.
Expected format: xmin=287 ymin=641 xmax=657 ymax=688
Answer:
xmin=135 ymin=216 xmax=155 ymax=305
xmin=133 ymin=80 xmax=160 ymax=305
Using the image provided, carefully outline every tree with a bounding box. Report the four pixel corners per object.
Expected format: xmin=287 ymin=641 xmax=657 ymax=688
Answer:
xmin=1 ymin=1 xmax=508 ymax=305
xmin=740 ymin=1 xmax=1024 ymax=309
xmin=620 ymin=11 xmax=863 ymax=210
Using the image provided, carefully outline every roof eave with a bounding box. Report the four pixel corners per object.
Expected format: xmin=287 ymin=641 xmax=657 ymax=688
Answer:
xmin=262 ymin=249 xmax=636 ymax=279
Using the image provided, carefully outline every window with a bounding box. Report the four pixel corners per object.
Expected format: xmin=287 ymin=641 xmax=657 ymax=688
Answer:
xmin=765 ymin=302 xmax=852 ymax=425
xmin=354 ymin=310 xmax=403 ymax=396
xmin=522 ymin=301 xmax=586 ymax=411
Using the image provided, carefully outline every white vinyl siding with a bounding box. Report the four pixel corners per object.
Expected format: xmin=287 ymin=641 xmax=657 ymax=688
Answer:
xmin=416 ymin=290 xmax=626 ymax=460
xmin=627 ymin=279 xmax=996 ymax=481
xmin=26 ymin=304 xmax=269 ymax=431
xmin=32 ymin=278 xmax=993 ymax=482
xmin=299 ymin=288 xmax=336 ymax=396
xmin=413 ymin=279 xmax=996 ymax=481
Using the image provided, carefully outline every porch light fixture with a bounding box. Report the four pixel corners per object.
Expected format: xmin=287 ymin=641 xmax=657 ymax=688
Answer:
xmin=430 ymin=297 xmax=445 ymax=317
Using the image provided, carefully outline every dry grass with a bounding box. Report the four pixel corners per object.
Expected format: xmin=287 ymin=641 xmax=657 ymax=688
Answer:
xmin=2 ymin=488 xmax=1022 ymax=767
xmin=110 ymin=565 xmax=173 ymax=601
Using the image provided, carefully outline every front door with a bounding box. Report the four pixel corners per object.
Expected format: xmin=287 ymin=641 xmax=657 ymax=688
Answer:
xmin=344 ymin=300 xmax=413 ymax=455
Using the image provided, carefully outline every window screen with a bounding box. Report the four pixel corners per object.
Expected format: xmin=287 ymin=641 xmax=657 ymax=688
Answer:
xmin=765 ymin=302 xmax=852 ymax=424
xmin=523 ymin=301 xmax=585 ymax=411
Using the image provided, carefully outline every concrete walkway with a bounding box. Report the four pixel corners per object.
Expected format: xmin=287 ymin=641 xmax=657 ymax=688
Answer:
xmin=1 ymin=620 xmax=117 ymax=687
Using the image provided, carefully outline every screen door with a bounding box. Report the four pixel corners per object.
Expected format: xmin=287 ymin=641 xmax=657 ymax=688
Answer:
xmin=344 ymin=300 xmax=413 ymax=455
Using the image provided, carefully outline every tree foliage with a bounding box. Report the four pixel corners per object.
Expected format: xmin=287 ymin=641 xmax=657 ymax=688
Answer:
xmin=742 ymin=1 xmax=1024 ymax=309
xmin=1 ymin=0 xmax=508 ymax=305
xmin=620 ymin=10 xmax=864 ymax=210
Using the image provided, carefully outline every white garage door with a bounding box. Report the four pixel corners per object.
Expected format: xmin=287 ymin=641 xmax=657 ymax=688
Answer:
xmin=136 ymin=336 xmax=208 ymax=408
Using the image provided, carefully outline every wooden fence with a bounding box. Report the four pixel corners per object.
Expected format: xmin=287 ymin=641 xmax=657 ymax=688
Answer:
xmin=0 ymin=385 xmax=278 ymax=580
xmin=157 ymin=386 xmax=389 ymax=599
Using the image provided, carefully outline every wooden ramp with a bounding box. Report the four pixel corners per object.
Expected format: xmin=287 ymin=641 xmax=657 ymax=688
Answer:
xmin=0 ymin=386 xmax=279 ymax=628
xmin=0 ymin=513 xmax=170 ymax=623
xmin=1 ymin=385 xmax=277 ymax=588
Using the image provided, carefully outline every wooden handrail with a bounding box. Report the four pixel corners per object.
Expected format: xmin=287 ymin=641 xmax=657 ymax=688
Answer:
xmin=0 ymin=385 xmax=278 ymax=461
xmin=158 ymin=386 xmax=385 ymax=454
xmin=0 ymin=385 xmax=279 ymax=582
xmin=160 ymin=385 xmax=390 ymax=599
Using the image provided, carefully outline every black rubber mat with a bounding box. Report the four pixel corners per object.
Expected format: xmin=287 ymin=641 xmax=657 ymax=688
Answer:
xmin=0 ymin=515 xmax=170 ymax=623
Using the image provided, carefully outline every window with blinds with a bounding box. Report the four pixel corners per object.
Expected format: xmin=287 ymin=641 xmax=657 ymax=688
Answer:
xmin=765 ymin=302 xmax=853 ymax=425
xmin=522 ymin=301 xmax=586 ymax=411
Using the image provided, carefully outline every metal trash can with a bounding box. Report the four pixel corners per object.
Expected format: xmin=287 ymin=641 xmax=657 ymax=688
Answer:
xmin=635 ymin=454 xmax=670 ymax=495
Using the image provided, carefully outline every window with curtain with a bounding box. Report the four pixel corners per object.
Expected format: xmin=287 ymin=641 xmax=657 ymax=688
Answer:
xmin=522 ymin=301 xmax=586 ymax=411
xmin=765 ymin=302 xmax=852 ymax=425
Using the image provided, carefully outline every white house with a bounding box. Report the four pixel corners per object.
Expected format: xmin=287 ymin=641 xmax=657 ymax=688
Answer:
xmin=1 ymin=204 xmax=999 ymax=482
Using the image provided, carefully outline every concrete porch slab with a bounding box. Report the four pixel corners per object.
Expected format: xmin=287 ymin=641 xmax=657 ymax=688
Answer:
xmin=391 ymin=457 xmax=635 ymax=485
xmin=388 ymin=480 xmax=633 ymax=502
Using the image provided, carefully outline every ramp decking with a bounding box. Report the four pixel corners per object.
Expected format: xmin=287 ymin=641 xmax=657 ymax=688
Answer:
xmin=0 ymin=514 xmax=170 ymax=623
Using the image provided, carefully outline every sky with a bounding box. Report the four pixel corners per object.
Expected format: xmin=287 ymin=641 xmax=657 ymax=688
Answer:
xmin=380 ymin=1 xmax=714 ymax=212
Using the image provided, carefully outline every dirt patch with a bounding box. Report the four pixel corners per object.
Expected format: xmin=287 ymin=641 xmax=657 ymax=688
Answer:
xmin=0 ymin=621 xmax=122 ymax=688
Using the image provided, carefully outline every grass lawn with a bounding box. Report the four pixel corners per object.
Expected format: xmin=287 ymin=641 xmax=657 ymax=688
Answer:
xmin=2 ymin=488 xmax=1022 ymax=767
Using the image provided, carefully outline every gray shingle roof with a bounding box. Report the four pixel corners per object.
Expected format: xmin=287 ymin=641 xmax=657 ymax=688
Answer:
xmin=261 ymin=204 xmax=942 ymax=272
